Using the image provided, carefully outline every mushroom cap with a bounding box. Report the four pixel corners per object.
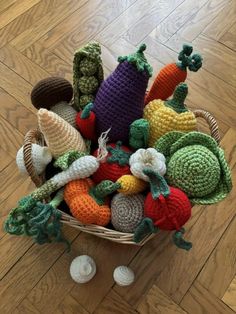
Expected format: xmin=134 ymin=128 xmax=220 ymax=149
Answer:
xmin=31 ymin=77 xmax=73 ymax=109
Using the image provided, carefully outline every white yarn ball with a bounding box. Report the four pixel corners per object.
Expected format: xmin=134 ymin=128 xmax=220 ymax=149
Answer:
xmin=70 ymin=255 xmax=96 ymax=284
xmin=113 ymin=266 xmax=135 ymax=286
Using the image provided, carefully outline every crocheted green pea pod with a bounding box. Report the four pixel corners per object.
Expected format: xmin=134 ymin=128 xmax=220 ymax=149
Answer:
xmin=73 ymin=41 xmax=104 ymax=110
xmin=154 ymin=131 xmax=232 ymax=204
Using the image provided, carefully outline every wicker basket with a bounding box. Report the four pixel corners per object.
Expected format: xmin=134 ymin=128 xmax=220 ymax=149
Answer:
xmin=23 ymin=109 xmax=220 ymax=245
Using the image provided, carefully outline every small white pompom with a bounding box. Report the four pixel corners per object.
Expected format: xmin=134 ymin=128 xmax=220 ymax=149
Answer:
xmin=70 ymin=255 xmax=96 ymax=284
xmin=113 ymin=266 xmax=135 ymax=286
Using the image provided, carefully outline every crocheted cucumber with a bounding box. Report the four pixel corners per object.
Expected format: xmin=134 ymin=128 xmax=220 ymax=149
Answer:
xmin=93 ymin=44 xmax=152 ymax=143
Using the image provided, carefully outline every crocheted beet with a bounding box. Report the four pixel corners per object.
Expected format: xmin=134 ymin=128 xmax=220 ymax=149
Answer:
xmin=93 ymin=44 xmax=152 ymax=143
xmin=143 ymin=169 xmax=191 ymax=231
xmin=31 ymin=77 xmax=73 ymax=109
xmin=92 ymin=141 xmax=132 ymax=183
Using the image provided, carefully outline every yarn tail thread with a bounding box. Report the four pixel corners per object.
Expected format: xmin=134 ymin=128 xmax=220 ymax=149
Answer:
xmin=96 ymin=128 xmax=110 ymax=162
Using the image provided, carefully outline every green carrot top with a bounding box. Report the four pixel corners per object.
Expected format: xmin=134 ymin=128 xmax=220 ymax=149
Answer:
xmin=177 ymin=44 xmax=203 ymax=72
xmin=118 ymin=44 xmax=153 ymax=77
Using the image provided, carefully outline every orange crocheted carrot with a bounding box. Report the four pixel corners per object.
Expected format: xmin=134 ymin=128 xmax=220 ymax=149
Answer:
xmin=145 ymin=45 xmax=202 ymax=104
xmin=64 ymin=178 xmax=119 ymax=226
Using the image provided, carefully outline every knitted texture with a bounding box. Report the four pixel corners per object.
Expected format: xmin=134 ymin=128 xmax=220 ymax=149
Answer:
xmin=111 ymin=193 xmax=145 ymax=232
xmin=76 ymin=103 xmax=96 ymax=140
xmin=129 ymin=148 xmax=166 ymax=181
xmin=117 ymin=175 xmax=147 ymax=194
xmin=144 ymin=83 xmax=197 ymax=147
xmin=129 ymin=118 xmax=150 ymax=150
xmin=155 ymin=131 xmax=232 ymax=204
xmin=145 ymin=187 xmax=191 ymax=230
xmin=145 ymin=44 xmax=203 ymax=104
xmin=64 ymin=179 xmax=111 ymax=226
xmin=73 ymin=41 xmax=103 ymax=110
xmin=51 ymin=102 xmax=77 ymax=128
xmin=31 ymin=77 xmax=73 ymax=110
xmin=38 ymin=108 xmax=87 ymax=158
xmin=93 ymin=44 xmax=152 ymax=143
xmin=92 ymin=142 xmax=132 ymax=183
xmin=16 ymin=143 xmax=52 ymax=175
xmin=54 ymin=151 xmax=87 ymax=170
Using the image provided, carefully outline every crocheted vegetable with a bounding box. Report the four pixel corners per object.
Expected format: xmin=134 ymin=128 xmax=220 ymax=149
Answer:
xmin=144 ymin=83 xmax=197 ymax=146
xmin=76 ymin=103 xmax=96 ymax=140
xmin=4 ymin=189 xmax=69 ymax=247
xmin=92 ymin=141 xmax=132 ymax=183
xmin=155 ymin=131 xmax=232 ymax=204
xmin=73 ymin=42 xmax=103 ymax=110
xmin=117 ymin=175 xmax=147 ymax=195
xmin=143 ymin=169 xmax=192 ymax=250
xmin=64 ymin=179 xmax=119 ymax=226
xmin=111 ymin=193 xmax=145 ymax=233
xmin=38 ymin=108 xmax=87 ymax=158
xmin=31 ymin=77 xmax=76 ymax=127
xmin=129 ymin=118 xmax=150 ymax=150
xmin=16 ymin=143 xmax=52 ymax=175
xmin=93 ymin=44 xmax=152 ymax=143
xmin=54 ymin=150 xmax=87 ymax=171
xmin=145 ymin=44 xmax=202 ymax=104
xmin=129 ymin=148 xmax=166 ymax=181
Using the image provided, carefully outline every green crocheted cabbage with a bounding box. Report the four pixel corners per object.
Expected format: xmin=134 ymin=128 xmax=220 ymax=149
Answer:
xmin=154 ymin=131 xmax=232 ymax=205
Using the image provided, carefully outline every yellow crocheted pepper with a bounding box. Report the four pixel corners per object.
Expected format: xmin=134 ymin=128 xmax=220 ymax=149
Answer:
xmin=117 ymin=175 xmax=147 ymax=195
xmin=143 ymin=83 xmax=197 ymax=147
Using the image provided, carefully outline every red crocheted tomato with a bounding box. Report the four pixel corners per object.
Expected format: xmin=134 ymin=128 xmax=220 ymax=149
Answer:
xmin=92 ymin=141 xmax=132 ymax=183
xmin=144 ymin=187 xmax=191 ymax=231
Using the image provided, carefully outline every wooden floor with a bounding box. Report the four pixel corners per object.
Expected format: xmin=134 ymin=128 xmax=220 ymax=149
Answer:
xmin=0 ymin=0 xmax=235 ymax=313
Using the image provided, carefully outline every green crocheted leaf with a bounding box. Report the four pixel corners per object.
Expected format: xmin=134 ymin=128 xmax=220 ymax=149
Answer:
xmin=154 ymin=131 xmax=184 ymax=157
xmin=172 ymin=228 xmax=192 ymax=251
xmin=129 ymin=118 xmax=150 ymax=150
xmin=54 ymin=150 xmax=86 ymax=170
xmin=133 ymin=217 xmax=158 ymax=243
xmin=107 ymin=141 xmax=132 ymax=166
xmin=89 ymin=180 xmax=121 ymax=205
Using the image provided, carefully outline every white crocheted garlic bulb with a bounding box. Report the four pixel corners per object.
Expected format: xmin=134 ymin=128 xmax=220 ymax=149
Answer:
xmin=129 ymin=148 xmax=166 ymax=181
xmin=16 ymin=144 xmax=52 ymax=175
xmin=113 ymin=266 xmax=135 ymax=286
xmin=51 ymin=101 xmax=77 ymax=128
xmin=70 ymin=255 xmax=96 ymax=283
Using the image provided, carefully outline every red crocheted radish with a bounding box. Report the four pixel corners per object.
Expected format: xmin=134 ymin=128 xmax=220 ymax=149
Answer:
xmin=145 ymin=44 xmax=202 ymax=104
xmin=92 ymin=141 xmax=132 ymax=183
xmin=76 ymin=103 xmax=96 ymax=140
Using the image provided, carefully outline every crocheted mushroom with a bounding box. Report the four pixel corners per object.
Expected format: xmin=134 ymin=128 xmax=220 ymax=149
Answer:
xmin=31 ymin=77 xmax=77 ymax=127
xmin=111 ymin=193 xmax=145 ymax=233
xmin=144 ymin=83 xmax=197 ymax=146
xmin=155 ymin=131 xmax=232 ymax=204
xmin=93 ymin=44 xmax=152 ymax=143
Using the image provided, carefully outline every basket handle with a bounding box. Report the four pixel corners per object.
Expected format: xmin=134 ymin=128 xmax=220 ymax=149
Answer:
xmin=23 ymin=129 xmax=45 ymax=187
xmin=193 ymin=109 xmax=220 ymax=144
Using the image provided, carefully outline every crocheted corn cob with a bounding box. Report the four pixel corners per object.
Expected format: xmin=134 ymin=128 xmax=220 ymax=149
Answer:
xmin=93 ymin=44 xmax=152 ymax=143
xmin=111 ymin=193 xmax=145 ymax=233
xmin=144 ymin=83 xmax=197 ymax=147
xmin=38 ymin=108 xmax=87 ymax=158
xmin=145 ymin=44 xmax=202 ymax=104
xmin=16 ymin=143 xmax=52 ymax=175
xmin=117 ymin=175 xmax=147 ymax=195
xmin=64 ymin=179 xmax=119 ymax=226
xmin=155 ymin=131 xmax=232 ymax=204
xmin=73 ymin=42 xmax=104 ymax=110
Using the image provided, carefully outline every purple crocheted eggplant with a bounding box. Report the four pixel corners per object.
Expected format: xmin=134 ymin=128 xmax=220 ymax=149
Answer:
xmin=93 ymin=44 xmax=152 ymax=143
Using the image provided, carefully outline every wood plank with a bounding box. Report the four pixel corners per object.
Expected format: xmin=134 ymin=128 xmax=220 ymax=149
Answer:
xmin=56 ymin=294 xmax=89 ymax=314
xmin=153 ymin=129 xmax=236 ymax=303
xmin=0 ymin=226 xmax=79 ymax=313
xmin=0 ymin=0 xmax=17 ymax=14
xmin=148 ymin=0 xmax=208 ymax=44
xmin=25 ymin=233 xmax=139 ymax=313
xmin=197 ymin=216 xmax=236 ymax=298
xmin=0 ymin=0 xmax=40 ymax=30
xmin=123 ymin=0 xmax=184 ymax=46
xmin=10 ymin=0 xmax=88 ymax=52
xmin=137 ymin=285 xmax=187 ymax=314
xmin=0 ymin=88 xmax=37 ymax=135
xmin=222 ymin=276 xmax=236 ymax=312
xmin=163 ymin=0 xmax=229 ymax=44
xmin=219 ymin=22 xmax=236 ymax=52
xmin=23 ymin=42 xmax=73 ymax=81
xmin=0 ymin=148 xmax=13 ymax=172
xmin=181 ymin=280 xmax=235 ymax=314
xmin=0 ymin=61 xmax=32 ymax=110
xmin=0 ymin=45 xmax=50 ymax=85
xmin=0 ymin=0 xmax=66 ymax=48
xmin=95 ymin=290 xmax=137 ymax=314
xmin=0 ymin=117 xmax=23 ymax=158
xmin=203 ymin=0 xmax=236 ymax=41
xmin=16 ymin=298 xmax=40 ymax=314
